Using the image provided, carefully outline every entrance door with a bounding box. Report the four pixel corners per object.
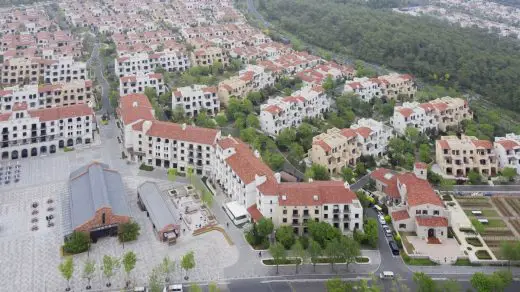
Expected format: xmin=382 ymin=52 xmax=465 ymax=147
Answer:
xmin=428 ymin=228 xmax=435 ymax=238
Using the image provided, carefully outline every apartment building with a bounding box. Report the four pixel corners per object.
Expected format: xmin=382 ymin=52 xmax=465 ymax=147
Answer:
xmin=350 ymin=118 xmax=393 ymax=157
xmin=119 ymin=73 xmax=165 ymax=96
xmin=260 ymin=86 xmax=329 ymax=137
xmin=115 ymin=51 xmax=190 ymax=77
xmin=218 ymin=64 xmax=274 ymax=106
xmin=172 ymin=84 xmax=219 ymax=117
xmin=116 ymin=93 xmax=220 ymax=176
xmin=296 ymin=62 xmax=355 ymax=87
xmin=435 ymin=135 xmax=498 ymax=178
xmin=190 ymin=46 xmax=228 ymax=67
xmin=494 ymin=133 xmax=520 ymax=174
xmin=309 ymin=127 xmax=362 ymax=175
xmin=0 ymin=102 xmax=95 ymax=160
xmin=308 ymin=118 xmax=392 ymax=175
xmin=43 ymin=56 xmax=87 ymax=84
xmin=392 ymin=97 xmax=472 ymax=136
xmin=344 ymin=73 xmax=416 ymax=102
xmin=0 ymin=79 xmax=94 ymax=112
xmin=214 ymin=136 xmax=364 ymax=235
xmin=268 ymin=181 xmax=363 ymax=235
xmin=371 ymin=164 xmax=450 ymax=242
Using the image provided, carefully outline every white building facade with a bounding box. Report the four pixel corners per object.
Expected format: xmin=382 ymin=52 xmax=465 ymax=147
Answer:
xmin=494 ymin=133 xmax=520 ymax=174
xmin=115 ymin=51 xmax=190 ymax=77
xmin=119 ymin=73 xmax=166 ymax=96
xmin=350 ymin=118 xmax=393 ymax=157
xmin=172 ymin=85 xmax=219 ymax=118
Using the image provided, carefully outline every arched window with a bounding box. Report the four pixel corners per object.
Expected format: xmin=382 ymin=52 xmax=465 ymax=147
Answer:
xmin=102 ymin=213 xmax=106 ymax=225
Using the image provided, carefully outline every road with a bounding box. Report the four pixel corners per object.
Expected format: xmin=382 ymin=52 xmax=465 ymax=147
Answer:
xmin=351 ymin=173 xmax=371 ymax=191
xmin=452 ymin=184 xmax=520 ymax=194
xmin=88 ymin=42 xmax=112 ymax=116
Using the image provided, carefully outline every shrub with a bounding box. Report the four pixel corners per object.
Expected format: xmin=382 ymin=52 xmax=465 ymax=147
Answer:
xmin=393 ymin=234 xmax=402 ymax=248
xmin=466 ymin=237 xmax=483 ymax=247
xmin=118 ymin=221 xmax=140 ymax=242
xmin=442 ymin=194 xmax=453 ymax=201
xmin=384 ymin=215 xmax=392 ymax=224
xmin=139 ymin=163 xmax=154 ymax=171
xmin=299 ymin=236 xmax=309 ymax=249
xmin=475 ymin=250 xmax=492 ymax=260
xmin=63 ymin=147 xmax=74 ymax=152
xmin=63 ymin=231 xmax=90 ymax=254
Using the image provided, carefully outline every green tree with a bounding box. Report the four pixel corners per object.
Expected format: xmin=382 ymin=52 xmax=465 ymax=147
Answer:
xmin=276 ymin=128 xmax=297 ymax=150
xmin=468 ymin=170 xmax=482 ymax=184
xmin=471 ymin=270 xmax=513 ymax=292
xmin=413 ymin=272 xmax=437 ymax=292
xmin=341 ymin=167 xmax=355 ymax=183
xmin=355 ymin=162 xmax=367 ymax=177
xmin=419 ymin=144 xmax=432 ymax=163
xmin=246 ymin=114 xmax=260 ymax=129
xmin=324 ymin=238 xmax=342 ymax=272
xmin=82 ymin=258 xmax=95 ymax=290
xmin=341 ymin=236 xmax=361 ymax=271
xmin=208 ymin=282 xmax=220 ymax=292
xmin=102 ymin=255 xmax=120 ymax=287
xmin=201 ymin=190 xmax=213 ymax=207
xmin=63 ymin=231 xmax=90 ymax=254
xmin=291 ymin=240 xmax=306 ymax=273
xmin=440 ymin=279 xmax=461 ymax=292
xmin=181 ymin=251 xmax=195 ymax=280
xmin=167 ymin=168 xmax=177 ymax=181
xmin=269 ymin=242 xmax=286 ymax=274
xmin=276 ymin=225 xmax=296 ymax=249
xmin=307 ymin=221 xmax=341 ymax=247
xmin=308 ymin=238 xmax=322 ymax=272
xmin=501 ymin=167 xmax=517 ymax=182
xmin=172 ymin=105 xmax=187 ymax=123
xmin=363 ymin=218 xmax=379 ymax=248
xmin=305 ymin=163 xmax=331 ymax=181
xmin=160 ymin=256 xmax=175 ymax=283
xmin=189 ymin=283 xmax=202 ymax=292
xmin=58 ymin=257 xmax=74 ymax=291
xmin=247 ymin=91 xmax=264 ymax=105
xmin=326 ymin=278 xmax=353 ymax=292
xmin=148 ymin=267 xmax=162 ymax=292
xmin=240 ymin=127 xmax=257 ymax=143
xmin=122 ymin=251 xmax=137 ymax=287
xmin=257 ymin=217 xmax=274 ymax=239
xmin=390 ymin=275 xmax=410 ymax=292
xmin=323 ymin=75 xmax=335 ymax=95
xmin=215 ymin=113 xmax=228 ymax=127
xmin=500 ymin=241 xmax=520 ymax=269
xmin=118 ymin=221 xmax=141 ymax=243
xmin=265 ymin=152 xmax=285 ymax=171
xmin=187 ymin=166 xmax=194 ymax=185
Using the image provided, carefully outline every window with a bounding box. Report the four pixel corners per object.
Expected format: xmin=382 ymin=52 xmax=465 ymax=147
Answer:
xmin=282 ymin=209 xmax=287 ymax=214
xmin=324 ymin=206 xmax=328 ymax=211
xmin=101 ymin=213 xmax=106 ymax=224
xmin=324 ymin=214 xmax=328 ymax=219
xmin=314 ymin=209 xmax=319 ymax=215
xmin=433 ymin=210 xmax=440 ymax=215
xmin=422 ymin=210 xmax=427 ymax=215
xmin=416 ymin=210 xmax=421 ymax=215
xmin=399 ymin=224 xmax=406 ymax=229
xmin=355 ymin=213 xmax=359 ymax=218
xmin=282 ymin=218 xmax=287 ymax=223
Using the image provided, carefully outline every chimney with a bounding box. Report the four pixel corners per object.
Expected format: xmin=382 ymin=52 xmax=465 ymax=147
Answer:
xmin=253 ymin=149 xmax=261 ymax=158
xmin=132 ymin=101 xmax=138 ymax=108
xmin=274 ymin=172 xmax=281 ymax=183
xmin=344 ymin=181 xmax=350 ymax=189
xmin=313 ymin=195 xmax=319 ymax=201
xmin=308 ymin=178 xmax=314 ymax=183
xmin=182 ymin=123 xmax=186 ymax=130
xmin=413 ymin=162 xmax=427 ymax=180
xmin=142 ymin=120 xmax=152 ymax=133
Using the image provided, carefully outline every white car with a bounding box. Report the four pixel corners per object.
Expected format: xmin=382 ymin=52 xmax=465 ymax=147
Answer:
xmin=163 ymin=284 xmax=183 ymax=292
xmin=378 ymin=215 xmax=386 ymax=225
xmin=380 ymin=271 xmax=395 ymax=279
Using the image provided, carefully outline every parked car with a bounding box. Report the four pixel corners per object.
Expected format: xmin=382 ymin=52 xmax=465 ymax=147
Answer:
xmin=378 ymin=214 xmax=386 ymax=225
xmin=388 ymin=241 xmax=400 ymax=255
xmin=163 ymin=284 xmax=183 ymax=292
xmin=134 ymin=287 xmax=147 ymax=292
xmin=380 ymin=271 xmax=395 ymax=279
xmin=384 ymin=226 xmax=393 ymax=238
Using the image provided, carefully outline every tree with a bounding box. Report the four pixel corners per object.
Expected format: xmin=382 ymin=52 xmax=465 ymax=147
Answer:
xmin=305 ymin=163 xmax=331 ymax=181
xmin=189 ymin=284 xmax=202 ymax=292
xmin=148 ymin=267 xmax=162 ymax=292
xmin=247 ymin=91 xmax=264 ymax=105
xmin=501 ymin=167 xmax=517 ymax=182
xmin=413 ymin=272 xmax=437 ymax=292
xmin=181 ymin=251 xmax=195 ymax=280
xmin=308 ymin=238 xmax=322 ymax=272
xmin=355 ymin=162 xmax=367 ymax=177
xmin=322 ymin=75 xmax=335 ymax=95
xmin=390 ymin=275 xmax=410 ymax=292
xmin=419 ymin=144 xmax=432 ymax=163
xmin=246 ymin=114 xmax=260 ymax=129
xmin=194 ymin=111 xmax=217 ymax=129
xmin=269 ymin=242 xmax=286 ymax=274
xmin=59 ymin=257 xmax=74 ymax=291
xmin=440 ymin=279 xmax=461 ymax=292
xmin=118 ymin=221 xmax=141 ymax=243
xmin=102 ymin=255 xmax=120 ymax=287
xmin=122 ymin=251 xmax=137 ymax=287
xmin=63 ymin=231 xmax=90 ymax=254
xmin=288 ymin=142 xmax=305 ymax=163
xmin=240 ymin=127 xmax=257 ymax=143
xmin=257 ymin=217 xmax=274 ymax=239
xmin=326 ymin=278 xmax=353 ymax=292
xmin=275 ymin=226 xmax=295 ymax=249
xmin=307 ymin=221 xmax=341 ymax=247
xmin=341 ymin=236 xmax=361 ymax=272
xmin=363 ymin=218 xmax=378 ymax=248
xmin=468 ymin=170 xmax=482 ymax=185
xmin=160 ymin=256 xmax=175 ymax=283
xmin=82 ymin=258 xmax=95 ymax=290
xmin=201 ymin=189 xmax=213 ymax=207
xmin=500 ymin=241 xmax=520 ymax=269
xmin=215 ymin=113 xmax=228 ymax=127
xmin=172 ymin=105 xmax=187 ymax=123
xmin=324 ymin=238 xmax=342 ymax=272
xmin=167 ymin=168 xmax=177 ymax=181
xmin=471 ymin=271 xmax=513 ymax=292
xmin=187 ymin=166 xmax=194 ymax=185
xmin=208 ymin=282 xmax=220 ymax=292
xmin=291 ymin=240 xmax=306 ymax=273
xmin=276 ymin=128 xmax=297 ymax=150
xmin=341 ymin=167 xmax=355 ymax=183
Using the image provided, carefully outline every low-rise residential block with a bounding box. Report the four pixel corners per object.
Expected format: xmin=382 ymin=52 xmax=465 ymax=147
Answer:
xmin=119 ymin=73 xmax=165 ymax=96
xmin=172 ymin=85 xmax=219 ymax=118
xmin=115 ymin=51 xmax=190 ymax=78
xmin=494 ymin=133 xmax=520 ymax=174
xmin=217 ymin=64 xmax=274 ymax=106
xmin=435 ymin=135 xmax=497 ymax=178
xmin=344 ymin=73 xmax=416 ymax=102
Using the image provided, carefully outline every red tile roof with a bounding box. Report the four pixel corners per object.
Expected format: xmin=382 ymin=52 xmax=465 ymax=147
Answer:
xmin=416 ymin=216 xmax=448 ymax=227
xmin=278 ymin=181 xmax=357 ymax=206
xmin=370 ymin=168 xmax=400 ymax=199
xmin=118 ymin=93 xmax=155 ymax=125
xmin=496 ymin=140 xmax=520 ymax=150
xmin=247 ymin=204 xmax=263 ymax=222
xmin=432 ymin=102 xmax=448 ymax=111
xmin=414 ymin=162 xmax=428 ymax=169
xmin=313 ymin=139 xmax=331 ymax=152
xmin=437 ymin=140 xmax=450 ymax=150
xmin=391 ymin=210 xmax=410 ymax=221
xmin=264 ymin=104 xmax=282 ymax=115
xmin=355 ymin=127 xmax=373 ymax=139
xmin=397 ymin=173 xmax=442 ymax=207
xmin=398 ymin=108 xmax=413 ymax=118
xmin=472 ymin=140 xmax=493 ymax=149
xmin=29 ymin=104 xmax=93 ymax=122
xmin=340 ymin=128 xmax=357 ymax=138
xmin=145 ymin=121 xmax=218 ymax=145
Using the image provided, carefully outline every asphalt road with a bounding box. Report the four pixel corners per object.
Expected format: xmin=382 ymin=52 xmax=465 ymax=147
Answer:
xmin=89 ymin=42 xmax=112 ymax=116
xmin=452 ymin=184 xmax=520 ymax=194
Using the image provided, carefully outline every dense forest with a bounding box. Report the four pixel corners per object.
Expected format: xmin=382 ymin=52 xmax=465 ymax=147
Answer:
xmin=258 ymin=0 xmax=520 ymax=112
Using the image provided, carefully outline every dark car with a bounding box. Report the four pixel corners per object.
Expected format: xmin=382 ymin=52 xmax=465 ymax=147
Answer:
xmin=388 ymin=241 xmax=400 ymax=255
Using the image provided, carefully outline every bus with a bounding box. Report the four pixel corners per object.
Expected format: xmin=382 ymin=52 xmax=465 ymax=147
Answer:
xmin=223 ymin=201 xmax=250 ymax=226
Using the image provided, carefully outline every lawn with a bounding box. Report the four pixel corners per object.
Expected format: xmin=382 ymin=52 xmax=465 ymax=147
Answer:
xmin=355 ymin=256 xmax=369 ymax=263
xmin=464 ymin=209 xmax=499 ymax=218
xmin=471 ymin=218 xmax=507 ymax=228
xmin=465 ymin=237 xmax=483 ymax=247
xmin=402 ymin=254 xmax=439 ymax=266
xmin=453 ymin=258 xmax=481 ymax=266
xmin=475 ymin=250 xmax=492 ymax=260
xmin=263 ymin=258 xmax=301 ymax=265
xmin=399 ymin=232 xmax=416 ymax=254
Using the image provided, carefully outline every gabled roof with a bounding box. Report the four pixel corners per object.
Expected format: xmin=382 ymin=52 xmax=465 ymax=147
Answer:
xmin=416 ymin=216 xmax=448 ymax=227
xmin=118 ymin=93 xmax=155 ymax=125
xmin=495 ymin=139 xmax=520 ymax=150
xmin=391 ymin=210 xmax=410 ymax=221
xmin=137 ymin=182 xmax=180 ymax=229
xmin=313 ymin=139 xmax=331 ymax=152
xmin=397 ymin=173 xmax=442 ymax=207
xmin=278 ymin=181 xmax=357 ymax=206
xmin=144 ymin=121 xmax=218 ymax=145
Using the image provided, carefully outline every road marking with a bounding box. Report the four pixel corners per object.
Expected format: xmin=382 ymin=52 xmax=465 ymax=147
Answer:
xmin=260 ymin=277 xmax=371 ymax=284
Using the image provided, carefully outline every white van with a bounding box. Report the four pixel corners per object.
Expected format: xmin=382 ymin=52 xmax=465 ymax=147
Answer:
xmin=163 ymin=284 xmax=183 ymax=292
xmin=134 ymin=287 xmax=147 ymax=292
xmin=380 ymin=271 xmax=395 ymax=279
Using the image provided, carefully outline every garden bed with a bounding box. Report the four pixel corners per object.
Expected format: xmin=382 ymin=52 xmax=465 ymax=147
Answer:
xmin=464 ymin=209 xmax=499 ymax=218
xmin=453 ymin=258 xmax=481 ymax=266
xmin=465 ymin=237 xmax=483 ymax=247
xmin=492 ymin=197 xmax=513 ymax=217
xmin=475 ymin=250 xmax=492 ymax=260
xmin=442 ymin=194 xmax=453 ymax=201
xmin=402 ymin=254 xmax=438 ymax=266
xmin=263 ymin=258 xmax=301 ymax=265
xmin=313 ymin=257 xmax=346 ymax=264
xmin=139 ymin=163 xmax=154 ymax=171
xmin=355 ymin=256 xmax=369 ymax=263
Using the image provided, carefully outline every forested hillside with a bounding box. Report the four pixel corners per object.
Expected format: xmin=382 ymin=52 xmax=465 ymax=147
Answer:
xmin=258 ymin=0 xmax=520 ymax=111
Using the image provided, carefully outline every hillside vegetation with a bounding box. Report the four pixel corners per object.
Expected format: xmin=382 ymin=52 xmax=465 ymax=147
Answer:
xmin=258 ymin=0 xmax=520 ymax=112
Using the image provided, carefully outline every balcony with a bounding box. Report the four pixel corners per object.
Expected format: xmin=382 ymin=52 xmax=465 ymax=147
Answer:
xmin=292 ymin=213 xmax=300 ymax=218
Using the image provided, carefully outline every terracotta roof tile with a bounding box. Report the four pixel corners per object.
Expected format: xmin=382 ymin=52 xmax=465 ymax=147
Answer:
xmin=278 ymin=181 xmax=356 ymax=206
xmin=416 ymin=216 xmax=448 ymax=227
xmin=355 ymin=127 xmax=373 ymax=139
xmin=437 ymin=140 xmax=450 ymax=150
xmin=495 ymin=140 xmax=520 ymax=150
xmin=313 ymin=140 xmax=331 ymax=152
xmin=391 ymin=210 xmax=410 ymax=221
xmin=145 ymin=121 xmax=218 ymax=145
xmin=247 ymin=204 xmax=263 ymax=222
xmin=472 ymin=140 xmax=493 ymax=149
xmin=397 ymin=173 xmax=442 ymax=207
xmin=118 ymin=93 xmax=155 ymax=125
xmin=30 ymin=104 xmax=93 ymax=122
xmin=398 ymin=108 xmax=413 ymax=118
